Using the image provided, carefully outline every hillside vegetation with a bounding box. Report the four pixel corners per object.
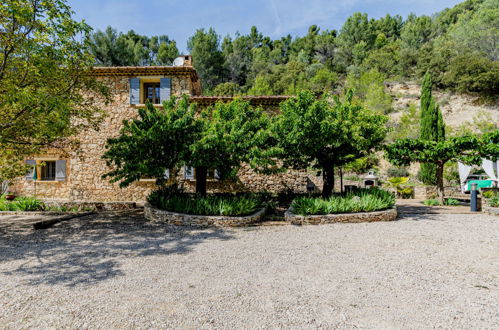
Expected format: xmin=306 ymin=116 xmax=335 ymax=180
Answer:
xmin=88 ymin=0 xmax=498 ymax=99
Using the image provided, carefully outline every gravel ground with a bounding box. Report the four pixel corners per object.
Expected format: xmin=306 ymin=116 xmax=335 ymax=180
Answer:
xmin=0 ymin=211 xmax=497 ymax=329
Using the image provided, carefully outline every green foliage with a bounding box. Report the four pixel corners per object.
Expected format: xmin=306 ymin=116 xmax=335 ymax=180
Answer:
xmin=103 ymin=96 xmax=201 ymax=188
xmin=384 ymin=130 xmax=499 ymax=203
xmin=423 ymin=199 xmax=441 ymax=206
xmin=346 ymin=69 xmax=393 ymax=114
xmin=0 ymin=196 xmax=43 ymax=211
xmin=291 ymin=188 xmax=395 ymax=215
xmin=482 ymin=190 xmax=498 ymax=198
xmin=0 ymin=0 xmax=109 ymax=181
xmin=273 ymin=91 xmax=388 ymax=196
xmin=211 ymin=82 xmax=242 ymax=96
xmin=386 ymin=167 xmax=409 ymax=178
xmin=191 ymin=99 xmax=277 ymax=180
xmin=442 ymin=53 xmax=499 ymax=96
xmin=88 ymin=27 xmax=179 ymax=66
xmin=387 ymin=104 xmax=420 ymax=141
xmin=444 ymin=198 xmax=461 ymax=206
xmin=386 ymin=177 xmax=413 ymax=198
xmin=419 ymin=72 xmax=445 ymax=185
xmin=147 ymin=192 xmax=262 ymax=216
xmin=342 ymin=154 xmax=380 ymax=174
xmin=489 ymin=196 xmax=499 ymax=207
xmin=83 ymin=1 xmax=495 ymax=99
xmin=187 ymin=28 xmax=226 ymax=91
xmin=103 ymin=96 xmax=276 ymax=194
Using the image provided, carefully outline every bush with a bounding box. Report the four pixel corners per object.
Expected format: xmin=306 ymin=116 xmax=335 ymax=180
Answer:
xmin=489 ymin=196 xmax=499 ymax=207
xmin=423 ymin=199 xmax=440 ymax=206
xmin=147 ymin=190 xmax=263 ymax=216
xmin=291 ymin=188 xmax=395 ymax=215
xmin=444 ymin=198 xmax=460 ymax=206
xmin=387 ymin=167 xmax=409 ymax=178
xmin=0 ymin=196 xmax=43 ymax=211
xmin=482 ymin=190 xmax=498 ymax=199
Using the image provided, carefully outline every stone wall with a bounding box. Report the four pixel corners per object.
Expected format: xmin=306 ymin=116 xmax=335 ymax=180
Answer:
xmin=285 ymin=207 xmax=398 ymax=225
xmin=144 ymin=203 xmax=266 ymax=227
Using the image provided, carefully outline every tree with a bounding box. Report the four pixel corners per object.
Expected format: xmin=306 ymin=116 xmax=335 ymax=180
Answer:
xmin=0 ymin=0 xmax=108 ymax=181
xmin=102 ymin=97 xmax=275 ymax=195
xmin=399 ymin=14 xmax=433 ymax=75
xmin=88 ymin=27 xmax=179 ymax=66
xmin=102 ymin=96 xmax=202 ymax=188
xmin=273 ymin=91 xmax=388 ymax=197
xmin=189 ymin=99 xmax=276 ymax=195
xmin=187 ymin=28 xmax=225 ymax=91
xmin=384 ymin=130 xmax=499 ymax=204
xmin=419 ymin=72 xmax=445 ymax=185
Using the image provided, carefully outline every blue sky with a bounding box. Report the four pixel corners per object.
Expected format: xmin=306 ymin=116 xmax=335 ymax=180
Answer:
xmin=68 ymin=0 xmax=463 ymax=52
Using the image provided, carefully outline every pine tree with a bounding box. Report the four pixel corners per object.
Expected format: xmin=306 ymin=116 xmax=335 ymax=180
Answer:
xmin=419 ymin=72 xmax=445 ymax=185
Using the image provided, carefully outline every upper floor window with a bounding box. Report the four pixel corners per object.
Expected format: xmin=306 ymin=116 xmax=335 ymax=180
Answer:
xmin=144 ymin=82 xmax=161 ymax=104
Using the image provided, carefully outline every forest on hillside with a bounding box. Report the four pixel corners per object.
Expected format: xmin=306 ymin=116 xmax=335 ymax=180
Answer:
xmin=88 ymin=0 xmax=498 ymax=99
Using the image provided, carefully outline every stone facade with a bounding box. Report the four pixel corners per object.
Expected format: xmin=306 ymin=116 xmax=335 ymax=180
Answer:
xmin=284 ymin=207 xmax=398 ymax=225
xmin=144 ymin=203 xmax=266 ymax=227
xmin=10 ymin=65 xmax=323 ymax=202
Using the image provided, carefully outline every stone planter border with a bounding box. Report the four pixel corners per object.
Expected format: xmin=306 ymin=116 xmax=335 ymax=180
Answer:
xmin=284 ymin=206 xmax=398 ymax=225
xmin=483 ymin=206 xmax=499 ymax=216
xmin=144 ymin=203 xmax=266 ymax=227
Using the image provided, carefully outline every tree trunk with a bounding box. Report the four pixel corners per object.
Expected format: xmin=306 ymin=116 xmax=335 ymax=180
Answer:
xmin=195 ymin=166 xmax=207 ymax=196
xmin=322 ymin=165 xmax=335 ymax=198
xmin=436 ymin=162 xmax=445 ymax=205
xmin=340 ymin=167 xmax=344 ymax=194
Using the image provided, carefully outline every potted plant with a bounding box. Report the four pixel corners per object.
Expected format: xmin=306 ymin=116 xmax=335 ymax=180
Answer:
xmin=4 ymin=191 xmax=15 ymax=201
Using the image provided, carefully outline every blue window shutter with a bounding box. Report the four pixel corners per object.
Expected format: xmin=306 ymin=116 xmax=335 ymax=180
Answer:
xmin=184 ymin=166 xmax=194 ymax=180
xmin=25 ymin=160 xmax=36 ymax=181
xmin=160 ymin=77 xmax=171 ymax=103
xmin=129 ymin=78 xmax=140 ymax=105
xmin=55 ymin=160 xmax=67 ymax=181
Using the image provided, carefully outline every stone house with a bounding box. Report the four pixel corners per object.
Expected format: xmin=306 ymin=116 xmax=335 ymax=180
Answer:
xmin=11 ymin=56 xmax=323 ymax=202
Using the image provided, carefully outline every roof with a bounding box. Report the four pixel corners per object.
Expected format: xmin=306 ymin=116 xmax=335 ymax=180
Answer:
xmin=189 ymin=95 xmax=291 ymax=106
xmin=90 ymin=66 xmax=199 ymax=81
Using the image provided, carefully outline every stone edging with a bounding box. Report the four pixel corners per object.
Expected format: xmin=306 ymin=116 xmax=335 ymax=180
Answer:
xmin=0 ymin=211 xmax=94 ymax=216
xmin=284 ymin=206 xmax=398 ymax=225
xmin=144 ymin=203 xmax=266 ymax=227
xmin=483 ymin=206 xmax=499 ymax=216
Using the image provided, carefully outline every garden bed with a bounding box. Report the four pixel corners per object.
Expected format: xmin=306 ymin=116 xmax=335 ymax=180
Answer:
xmin=284 ymin=188 xmax=397 ymax=225
xmin=285 ymin=206 xmax=397 ymax=225
xmin=144 ymin=203 xmax=266 ymax=227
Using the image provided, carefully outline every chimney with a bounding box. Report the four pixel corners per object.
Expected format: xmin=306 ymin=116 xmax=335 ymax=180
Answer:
xmin=183 ymin=55 xmax=193 ymax=66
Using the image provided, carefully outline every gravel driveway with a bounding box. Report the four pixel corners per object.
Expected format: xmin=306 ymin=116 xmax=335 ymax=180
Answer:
xmin=0 ymin=211 xmax=497 ymax=329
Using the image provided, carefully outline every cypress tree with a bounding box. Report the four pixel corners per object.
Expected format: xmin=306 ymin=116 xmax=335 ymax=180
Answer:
xmin=419 ymin=72 xmax=445 ymax=185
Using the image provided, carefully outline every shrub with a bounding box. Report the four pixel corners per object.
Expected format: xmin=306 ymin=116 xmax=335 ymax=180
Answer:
xmin=148 ymin=190 xmax=263 ymax=216
xmin=482 ymin=190 xmax=498 ymax=199
xmin=423 ymin=199 xmax=440 ymax=206
xmin=0 ymin=196 xmax=44 ymax=211
xmin=291 ymin=188 xmax=395 ymax=215
xmin=444 ymin=198 xmax=460 ymax=206
xmin=489 ymin=196 xmax=499 ymax=207
xmin=387 ymin=167 xmax=409 ymax=178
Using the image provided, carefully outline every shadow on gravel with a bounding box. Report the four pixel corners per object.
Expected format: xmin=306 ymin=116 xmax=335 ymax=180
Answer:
xmin=0 ymin=210 xmax=234 ymax=287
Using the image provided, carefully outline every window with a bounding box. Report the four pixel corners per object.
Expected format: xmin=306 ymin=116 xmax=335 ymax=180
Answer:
xmin=40 ymin=161 xmax=56 ymax=181
xmin=143 ymin=82 xmax=161 ymax=104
